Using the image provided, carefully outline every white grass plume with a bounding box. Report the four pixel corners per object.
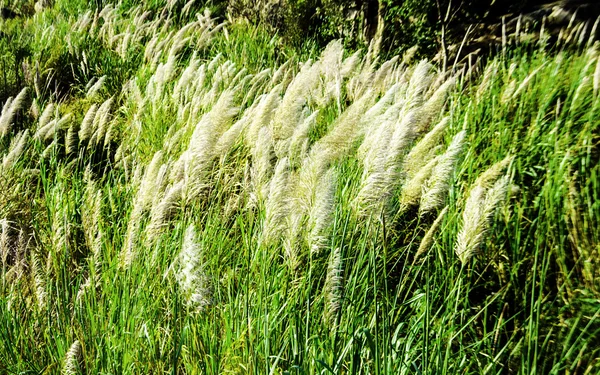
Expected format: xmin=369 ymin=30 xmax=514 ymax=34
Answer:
xmin=82 ymin=174 xmax=102 ymax=251
xmin=0 ymin=88 xmax=29 ymax=138
xmin=355 ymin=111 xmax=417 ymax=217
xmin=139 ymin=151 xmax=165 ymax=209
xmin=38 ymin=102 xmax=56 ymax=129
xmin=86 ymin=75 xmax=106 ymax=98
xmin=62 ymin=340 xmax=81 ymax=375
xmin=419 ymin=77 xmax=455 ymax=132
xmin=78 ymin=104 xmax=99 ymax=144
xmin=341 ymin=50 xmax=362 ymax=78
xmin=455 ymin=175 xmax=510 ymax=264
xmin=414 ymin=205 xmax=449 ymax=261
xmin=3 ymin=129 xmax=30 ymax=169
xmin=65 ymin=125 xmax=79 ymax=155
xmin=175 ymin=225 xmax=213 ymax=310
xmin=315 ymin=91 xmax=375 ymax=162
xmin=271 ymin=61 xmax=319 ymax=152
xmin=147 ymin=181 xmax=184 ymax=238
xmin=0 ymin=219 xmax=9 ymax=268
xmin=420 ymin=130 xmax=466 ymax=215
xmin=399 ymin=156 xmax=439 ymax=209
xmin=473 ymin=156 xmax=514 ymax=189
xmin=307 ymin=168 xmax=337 ymax=254
xmin=403 ymin=117 xmax=449 ymax=178
xmin=406 ymin=60 xmax=434 ymax=101
xmin=91 ymin=97 xmax=114 ymax=147
xmin=245 ymin=84 xmax=282 ymax=146
xmin=262 ymin=157 xmax=291 ymax=245
xmin=323 ymin=247 xmax=343 ymax=328
xmin=288 ymin=110 xmax=318 ymax=165
xmin=31 ymin=252 xmax=47 ymax=310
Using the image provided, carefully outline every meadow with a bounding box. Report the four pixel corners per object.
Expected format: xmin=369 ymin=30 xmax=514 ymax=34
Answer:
xmin=0 ymin=1 xmax=599 ymax=373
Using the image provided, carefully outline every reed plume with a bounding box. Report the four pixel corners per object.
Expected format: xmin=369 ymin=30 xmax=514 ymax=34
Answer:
xmin=62 ymin=340 xmax=82 ymax=375
xmin=420 ymin=130 xmax=466 ymax=215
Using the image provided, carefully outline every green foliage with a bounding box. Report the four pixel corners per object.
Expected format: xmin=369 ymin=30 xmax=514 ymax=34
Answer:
xmin=0 ymin=1 xmax=599 ymax=374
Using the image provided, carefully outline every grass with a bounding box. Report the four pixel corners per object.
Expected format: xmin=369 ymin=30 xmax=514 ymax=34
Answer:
xmin=0 ymin=1 xmax=599 ymax=374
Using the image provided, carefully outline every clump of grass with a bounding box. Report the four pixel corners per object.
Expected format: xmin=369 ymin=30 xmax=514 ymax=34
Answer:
xmin=0 ymin=3 xmax=598 ymax=374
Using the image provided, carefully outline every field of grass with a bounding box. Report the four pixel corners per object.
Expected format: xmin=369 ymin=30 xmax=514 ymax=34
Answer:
xmin=0 ymin=1 xmax=599 ymax=374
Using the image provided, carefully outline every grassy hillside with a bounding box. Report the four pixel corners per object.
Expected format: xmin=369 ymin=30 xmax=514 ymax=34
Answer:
xmin=0 ymin=1 xmax=599 ymax=374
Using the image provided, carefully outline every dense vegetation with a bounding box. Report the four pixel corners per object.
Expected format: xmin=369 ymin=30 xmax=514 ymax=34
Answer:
xmin=0 ymin=0 xmax=599 ymax=374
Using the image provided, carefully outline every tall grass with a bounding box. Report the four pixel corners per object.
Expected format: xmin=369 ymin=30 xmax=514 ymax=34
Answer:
xmin=0 ymin=1 xmax=599 ymax=374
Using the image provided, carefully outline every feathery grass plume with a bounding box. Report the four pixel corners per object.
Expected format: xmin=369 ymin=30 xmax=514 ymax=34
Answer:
xmin=244 ymin=68 xmax=271 ymax=104
xmin=372 ymin=56 xmax=399 ymax=94
xmin=82 ymin=171 xmax=102 ymax=251
xmin=403 ymin=117 xmax=449 ymax=178
xmin=356 ymin=84 xmax=400 ymax=157
xmin=419 ymin=77 xmax=455 ymax=132
xmin=31 ymin=252 xmax=47 ymax=310
xmin=510 ymin=63 xmax=546 ymax=101
xmin=250 ymin=126 xmax=275 ymax=203
xmin=346 ymin=52 xmax=372 ymax=101
xmin=3 ymin=129 xmax=30 ymax=169
xmin=354 ymin=161 xmax=388 ymax=217
xmin=455 ymin=185 xmax=485 ymax=264
xmin=311 ymin=40 xmax=343 ymax=107
xmin=355 ymin=109 xmax=417 ymax=216
xmin=283 ymin=205 xmax=303 ymax=273
xmin=400 ymin=156 xmax=439 ymax=209
xmin=86 ymin=75 xmax=106 ymax=98
xmin=38 ymin=102 xmax=56 ymax=129
xmin=173 ymin=56 xmax=200 ymax=102
xmin=406 ymin=60 xmax=433 ymax=101
xmin=245 ymin=84 xmax=282 ymax=145
xmin=483 ymin=175 xmax=511 ymax=219
xmin=315 ymin=90 xmax=375 ymax=162
xmin=121 ymin=153 xmax=165 ymax=266
xmin=175 ymin=225 xmax=213 ymax=310
xmin=288 ymin=110 xmax=318 ymax=165
xmin=139 ymin=151 xmax=165 ymax=209
xmin=271 ymin=60 xmax=290 ymax=85
xmin=187 ymin=90 xmax=239 ymax=197
xmin=147 ymin=181 xmax=184 ymax=238
xmin=570 ymin=75 xmax=591 ymax=114
xmin=341 ymin=50 xmax=363 ymax=78
xmin=90 ymin=97 xmax=113 ymax=146
xmin=323 ymin=247 xmax=343 ymax=328
xmin=50 ymin=206 xmax=70 ymax=275
xmin=414 ymin=206 xmax=449 ymax=261
xmin=40 ymin=113 xmax=72 ymax=142
xmin=477 ymin=61 xmax=499 ymax=100
xmin=40 ymin=140 xmax=56 ymax=160
xmin=262 ymin=157 xmax=291 ymax=246
xmin=78 ymin=104 xmax=99 ymax=144
xmin=62 ymin=340 xmax=81 ymax=375
xmin=77 ymin=228 xmax=104 ymax=305
xmin=473 ymin=156 xmax=514 ymax=189
xmin=384 ymin=110 xmax=419 ymax=173
xmin=0 ymin=87 xmax=29 ymax=138
xmin=214 ymin=102 xmax=258 ymax=158
xmin=151 ymin=163 xmax=170 ymax=209
xmin=271 ymin=61 xmax=320 ymax=155
xmin=420 ymin=130 xmax=466 ymax=215
xmin=0 ymin=219 xmax=10 ymax=268
xmin=65 ymin=124 xmax=79 ymax=155
xmin=455 ymin=175 xmax=510 ymax=264
xmin=308 ymin=168 xmax=337 ymax=254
